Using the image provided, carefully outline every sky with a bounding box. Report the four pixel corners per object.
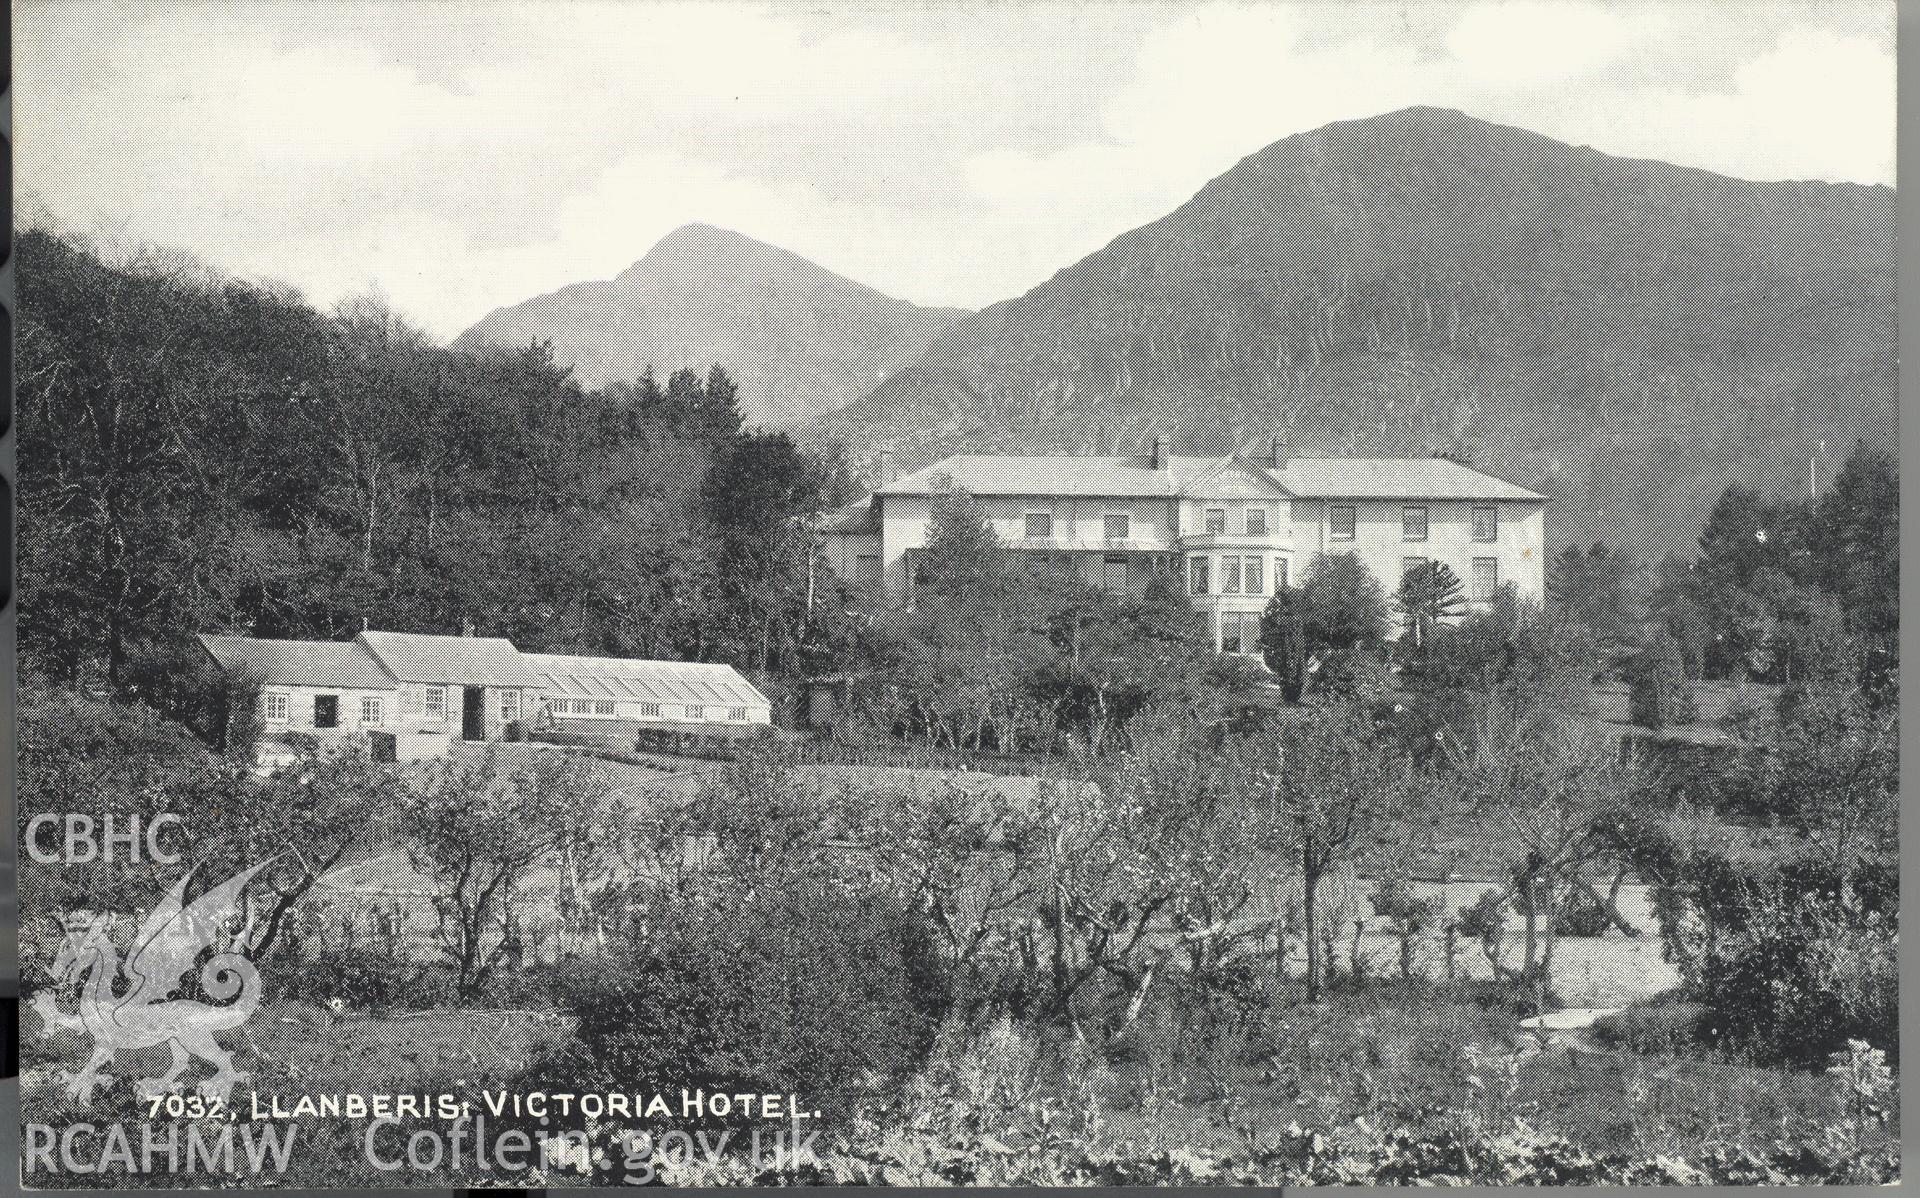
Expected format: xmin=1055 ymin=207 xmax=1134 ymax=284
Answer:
xmin=18 ymin=0 xmax=1896 ymax=341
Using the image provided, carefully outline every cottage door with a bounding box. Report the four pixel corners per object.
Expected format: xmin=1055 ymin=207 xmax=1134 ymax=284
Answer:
xmin=461 ymin=686 xmax=486 ymax=741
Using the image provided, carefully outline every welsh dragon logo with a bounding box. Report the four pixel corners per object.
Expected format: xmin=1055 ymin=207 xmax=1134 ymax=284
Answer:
xmin=34 ymin=857 xmax=280 ymax=1106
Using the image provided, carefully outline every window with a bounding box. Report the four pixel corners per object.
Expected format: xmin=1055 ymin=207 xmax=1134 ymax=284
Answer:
xmin=728 ymin=706 xmax=748 ymax=721
xmin=1473 ymin=505 xmax=1499 ymax=542
xmin=686 ymin=706 xmax=707 ymax=721
xmin=1472 ymin=557 xmax=1500 ymax=602
xmin=1203 ymin=507 xmax=1226 ymax=534
xmin=1402 ymin=556 xmax=1428 ymax=581
xmin=1024 ymin=512 xmax=1053 ymax=539
xmin=1220 ymin=612 xmax=1257 ymax=655
xmin=1101 ymin=554 xmax=1128 ymax=592
xmin=423 ymin=685 xmax=445 ymax=719
xmin=1245 ymin=507 xmax=1268 ymax=536
xmin=854 ymin=554 xmax=880 ymax=586
xmin=263 ymin=692 xmax=289 ymax=723
xmin=639 ymin=702 xmax=661 ymax=718
xmin=500 ymin=689 xmax=520 ymax=722
xmin=361 ymin=696 xmax=385 ymax=726
xmin=1220 ymin=613 xmax=1243 ymax=654
xmin=1330 ymin=505 xmax=1356 ymax=541
xmin=1104 ymin=512 xmax=1131 ymax=540
xmin=1244 ymin=556 xmax=1264 ymax=595
xmin=1220 ymin=555 xmax=1241 ymax=594
xmin=593 ymin=700 xmax=616 ymax=717
xmin=1274 ymin=556 xmax=1289 ymax=591
xmin=1403 ymin=505 xmax=1429 ymax=542
xmin=313 ymin=695 xmax=339 ymax=729
xmin=1189 ymin=556 xmax=1209 ymax=595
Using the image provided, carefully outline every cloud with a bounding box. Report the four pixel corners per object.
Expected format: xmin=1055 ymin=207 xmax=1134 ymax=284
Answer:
xmin=1445 ymin=1 xmax=1650 ymax=87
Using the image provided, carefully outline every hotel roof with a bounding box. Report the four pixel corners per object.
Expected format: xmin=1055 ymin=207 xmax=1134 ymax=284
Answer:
xmin=874 ymin=453 xmax=1545 ymax=502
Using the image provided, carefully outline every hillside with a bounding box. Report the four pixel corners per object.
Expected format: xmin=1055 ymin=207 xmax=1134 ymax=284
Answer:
xmin=457 ymin=224 xmax=965 ymax=427
xmin=811 ymin=108 xmax=1895 ymax=559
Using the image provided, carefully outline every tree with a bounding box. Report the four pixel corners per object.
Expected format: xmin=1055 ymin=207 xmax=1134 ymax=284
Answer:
xmin=871 ymin=489 xmax=1053 ymax=750
xmin=1548 ymin=542 xmax=1650 ymax=667
xmin=1751 ymin=676 xmax=1896 ymax=900
xmin=1805 ymin=441 xmax=1898 ymax=672
xmin=1645 ymin=556 xmax=1708 ymax=680
xmin=196 ymin=745 xmax=408 ymax=959
xmin=1694 ymin=483 xmax=1816 ymax=679
xmin=1445 ymin=696 xmax=1642 ymax=992
xmin=1627 ymin=628 xmax=1696 ymax=730
xmin=1038 ymin=574 xmax=1217 ymax=751
xmin=1393 ymin=560 xmax=1466 ymax=651
xmin=1369 ymin=876 xmax=1440 ymax=981
xmin=703 ymin=430 xmax=830 ymax=674
xmin=1254 ymin=703 xmax=1412 ymax=1002
xmin=403 ymin=748 xmax=614 ymax=999
xmin=1259 ymin=587 xmax=1310 ymax=701
xmin=1298 ymin=552 xmax=1391 ymax=655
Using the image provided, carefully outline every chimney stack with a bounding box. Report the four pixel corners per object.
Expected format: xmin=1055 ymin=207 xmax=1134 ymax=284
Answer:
xmin=877 ymin=449 xmax=896 ymax=485
xmin=1152 ymin=434 xmax=1171 ymax=469
xmin=460 ymin=616 xmax=475 ymax=638
xmin=1270 ymin=435 xmax=1289 ymax=468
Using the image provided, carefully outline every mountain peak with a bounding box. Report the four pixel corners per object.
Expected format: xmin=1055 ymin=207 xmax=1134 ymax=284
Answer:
xmin=456 ymin=225 xmax=965 ymax=426
xmin=819 ymin=107 xmax=1893 ymax=564
xmin=616 ymin=223 xmax=816 ymax=284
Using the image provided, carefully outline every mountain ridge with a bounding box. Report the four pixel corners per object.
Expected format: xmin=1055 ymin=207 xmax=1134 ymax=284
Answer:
xmin=810 ymin=106 xmax=1895 ymax=560
xmin=456 ymin=224 xmax=966 ymax=427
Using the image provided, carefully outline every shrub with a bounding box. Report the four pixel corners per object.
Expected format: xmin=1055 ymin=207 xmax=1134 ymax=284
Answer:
xmin=1694 ymin=883 xmax=1896 ymax=1068
xmin=1628 ymin=628 xmax=1697 ymax=729
xmin=1590 ymin=996 xmax=1704 ymax=1056
xmin=269 ymin=949 xmax=456 ymax=1014
xmin=1554 ymin=883 xmax=1613 ymax=938
xmin=542 ymin=876 xmax=947 ymax=1123
xmin=1260 ymin=590 xmax=1310 ymax=702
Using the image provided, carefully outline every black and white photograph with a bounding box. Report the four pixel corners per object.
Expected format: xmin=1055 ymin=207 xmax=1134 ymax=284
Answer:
xmin=10 ymin=0 xmax=1901 ymax=1187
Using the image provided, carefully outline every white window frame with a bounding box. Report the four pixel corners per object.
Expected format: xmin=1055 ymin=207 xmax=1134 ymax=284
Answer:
xmin=727 ymin=706 xmax=748 ymax=721
xmin=1244 ymin=555 xmax=1264 ymax=595
xmin=1103 ymin=512 xmax=1130 ymax=540
xmin=1203 ymin=507 xmax=1227 ymax=534
xmin=1402 ymin=555 xmax=1428 ymax=581
xmin=1274 ymin=556 xmax=1290 ymax=591
xmin=1329 ymin=505 xmax=1357 ymax=541
xmin=360 ymin=696 xmax=385 ymax=726
xmin=687 ymin=705 xmax=707 ymax=721
xmin=1245 ymin=507 xmax=1268 ymax=536
xmin=1024 ymin=511 xmax=1054 ymax=539
xmin=1472 ymin=556 xmax=1500 ymax=602
xmin=263 ymin=691 xmax=289 ymax=723
xmin=1473 ymin=505 xmax=1499 ymax=543
xmin=593 ymin=699 xmax=616 ymax=717
xmin=500 ymin=689 xmax=520 ymax=722
xmin=639 ymin=701 xmax=661 ymax=719
xmin=1403 ymin=505 xmax=1429 ymax=542
xmin=423 ymin=685 xmax=446 ymax=719
xmin=1220 ymin=555 xmax=1241 ymax=594
xmin=1189 ymin=556 xmax=1209 ymax=595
